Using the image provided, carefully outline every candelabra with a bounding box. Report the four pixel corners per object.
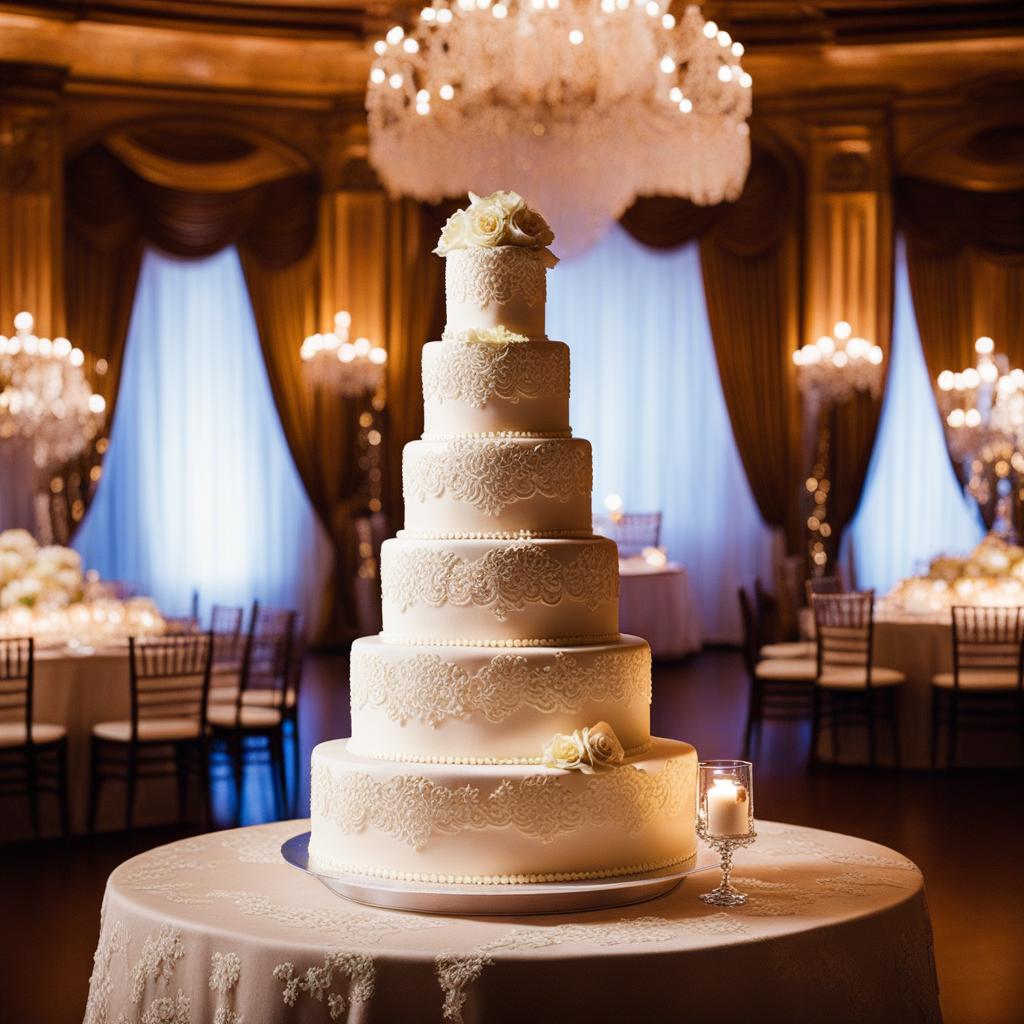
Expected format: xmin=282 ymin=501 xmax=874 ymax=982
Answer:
xmin=793 ymin=322 xmax=885 ymax=574
xmin=936 ymin=336 xmax=1023 ymax=539
xmin=300 ymin=311 xmax=388 ymax=398
xmin=0 ymin=312 xmax=105 ymax=469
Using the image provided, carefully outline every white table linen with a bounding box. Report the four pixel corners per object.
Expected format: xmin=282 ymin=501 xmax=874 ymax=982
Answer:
xmin=618 ymin=560 xmax=701 ymax=659
xmin=85 ymin=819 xmax=940 ymax=1024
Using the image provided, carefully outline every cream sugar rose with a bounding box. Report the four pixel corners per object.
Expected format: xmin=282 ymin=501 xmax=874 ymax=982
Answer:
xmin=309 ymin=192 xmax=697 ymax=885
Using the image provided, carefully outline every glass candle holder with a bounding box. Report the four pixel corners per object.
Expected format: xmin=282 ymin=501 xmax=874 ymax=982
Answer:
xmin=696 ymin=759 xmax=756 ymax=906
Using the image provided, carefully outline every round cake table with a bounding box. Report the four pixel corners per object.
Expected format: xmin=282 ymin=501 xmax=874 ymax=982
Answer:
xmin=85 ymin=819 xmax=940 ymax=1024
xmin=618 ymin=559 xmax=701 ymax=660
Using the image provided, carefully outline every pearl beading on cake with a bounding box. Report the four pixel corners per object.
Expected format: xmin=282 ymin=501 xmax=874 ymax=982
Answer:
xmin=344 ymin=740 xmax=652 ymax=766
xmin=377 ymin=633 xmax=623 ymax=648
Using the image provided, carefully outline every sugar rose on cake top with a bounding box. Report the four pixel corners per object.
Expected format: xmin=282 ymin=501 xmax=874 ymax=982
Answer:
xmin=434 ymin=191 xmax=556 ymax=256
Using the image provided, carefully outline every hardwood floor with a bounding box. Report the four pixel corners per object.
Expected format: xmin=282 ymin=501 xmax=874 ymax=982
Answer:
xmin=0 ymin=649 xmax=1020 ymax=1023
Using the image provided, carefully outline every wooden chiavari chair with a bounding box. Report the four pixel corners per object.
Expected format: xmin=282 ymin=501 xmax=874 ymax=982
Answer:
xmin=208 ymin=607 xmax=296 ymax=824
xmin=811 ymin=591 xmax=904 ymax=767
xmin=88 ymin=631 xmax=213 ymax=830
xmin=755 ymin=578 xmax=814 ymax=660
xmin=0 ymin=637 xmax=69 ymax=835
xmin=931 ymin=605 xmax=1024 ymax=768
xmin=739 ymin=588 xmax=816 ymax=759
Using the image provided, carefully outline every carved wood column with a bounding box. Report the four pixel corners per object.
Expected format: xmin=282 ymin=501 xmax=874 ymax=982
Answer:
xmin=0 ymin=63 xmax=68 ymax=337
xmin=804 ymin=105 xmax=893 ymax=360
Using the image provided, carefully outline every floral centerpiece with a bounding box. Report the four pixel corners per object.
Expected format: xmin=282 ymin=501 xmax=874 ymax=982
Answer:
xmin=0 ymin=529 xmax=165 ymax=647
xmin=880 ymin=533 xmax=1024 ymax=618
xmin=434 ymin=190 xmax=555 ymax=256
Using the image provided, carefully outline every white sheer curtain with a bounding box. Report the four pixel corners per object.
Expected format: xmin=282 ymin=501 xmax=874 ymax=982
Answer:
xmin=547 ymin=224 xmax=774 ymax=642
xmin=846 ymin=236 xmax=982 ymax=592
xmin=75 ymin=246 xmax=331 ymax=624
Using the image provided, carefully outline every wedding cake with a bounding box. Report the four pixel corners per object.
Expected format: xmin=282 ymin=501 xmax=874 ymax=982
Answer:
xmin=309 ymin=192 xmax=697 ymax=885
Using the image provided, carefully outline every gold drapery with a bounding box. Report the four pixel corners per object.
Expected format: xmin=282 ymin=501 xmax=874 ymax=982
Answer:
xmin=383 ymin=199 xmax=451 ymax=533
xmin=60 ymin=141 xmax=372 ymax=637
xmin=899 ymin=177 xmax=1024 ymax=528
xmin=619 ymin=145 xmax=804 ymax=550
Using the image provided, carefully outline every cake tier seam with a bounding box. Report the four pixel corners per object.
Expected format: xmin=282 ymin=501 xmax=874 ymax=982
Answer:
xmin=377 ymin=633 xmax=622 ymax=648
xmin=343 ymin=740 xmax=653 ymax=766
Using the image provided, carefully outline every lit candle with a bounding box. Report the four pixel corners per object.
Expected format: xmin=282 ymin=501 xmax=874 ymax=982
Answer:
xmin=706 ymin=777 xmax=749 ymax=836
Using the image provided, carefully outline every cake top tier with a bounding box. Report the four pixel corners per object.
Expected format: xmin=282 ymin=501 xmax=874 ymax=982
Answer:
xmin=436 ymin=192 xmax=558 ymax=341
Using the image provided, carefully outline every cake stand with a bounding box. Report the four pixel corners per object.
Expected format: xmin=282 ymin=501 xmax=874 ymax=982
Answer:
xmin=281 ymin=831 xmax=719 ymax=916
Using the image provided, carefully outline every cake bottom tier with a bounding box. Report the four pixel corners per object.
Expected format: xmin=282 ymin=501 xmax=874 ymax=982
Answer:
xmin=309 ymin=737 xmax=697 ymax=884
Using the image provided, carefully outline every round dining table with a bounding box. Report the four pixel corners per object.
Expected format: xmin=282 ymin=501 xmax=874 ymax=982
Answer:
xmin=618 ymin=558 xmax=701 ymax=660
xmin=85 ymin=818 xmax=940 ymax=1024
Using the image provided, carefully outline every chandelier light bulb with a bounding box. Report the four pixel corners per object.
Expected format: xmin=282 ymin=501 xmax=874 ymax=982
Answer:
xmin=493 ymin=2 xmax=508 ymax=15
xmin=601 ymin=0 xmax=615 ymax=11
xmin=389 ymin=73 xmax=403 ymax=89
xmin=661 ymin=13 xmax=675 ymax=28
xmin=832 ymin=321 xmax=852 ymax=341
xmin=439 ymin=83 xmax=455 ymax=100
xmin=703 ymin=20 xmax=717 ymax=37
xmin=980 ymin=359 xmax=999 ymax=383
xmin=403 ymin=37 xmax=420 ymax=53
xmin=569 ymin=28 xmax=584 ymax=43
xmin=975 ymin=336 xmax=995 ymax=355
xmin=816 ymin=335 xmax=835 ymax=355
xmin=739 ymin=72 xmax=752 ymax=88
xmin=717 ymin=65 xmax=732 ymax=82
xmin=370 ymin=67 xmax=386 ymax=84
xmin=13 ymin=311 xmax=33 ymax=332
xmin=386 ymin=25 xmax=404 ymax=44
xmin=660 ymin=55 xmax=675 ymax=73
xmin=421 ymin=7 xmax=436 ymax=21
xmin=679 ymin=98 xmax=693 ymax=113
xmin=717 ymin=30 xmax=731 ymax=46
xmin=948 ymin=409 xmax=966 ymax=428
xmin=731 ymin=41 xmax=744 ymax=56
xmin=669 ymin=86 xmax=682 ymax=102
xmin=369 ymin=348 xmax=388 ymax=365
xmin=964 ymin=408 xmax=982 ymax=428
xmin=645 ymin=1 xmax=659 ymax=15
xmin=833 ymin=351 xmax=848 ymax=368
xmin=603 ymin=492 xmax=624 ymax=514
xmin=334 ymin=310 xmax=352 ymax=331
xmin=962 ymin=367 xmax=981 ymax=389
xmin=436 ymin=7 xmax=452 ymax=21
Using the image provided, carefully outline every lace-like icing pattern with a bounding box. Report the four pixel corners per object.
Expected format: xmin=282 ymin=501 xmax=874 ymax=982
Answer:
xmin=311 ymin=756 xmax=692 ymax=850
xmin=351 ymin=646 xmax=650 ymax=726
xmin=446 ymin=246 xmax=548 ymax=308
xmin=423 ymin=341 xmax=568 ymax=409
xmin=405 ymin=439 xmax=591 ymax=517
xmin=381 ymin=541 xmax=618 ymax=620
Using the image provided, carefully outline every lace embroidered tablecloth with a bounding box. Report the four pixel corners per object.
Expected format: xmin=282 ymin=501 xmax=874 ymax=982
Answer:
xmin=85 ymin=819 xmax=940 ymax=1024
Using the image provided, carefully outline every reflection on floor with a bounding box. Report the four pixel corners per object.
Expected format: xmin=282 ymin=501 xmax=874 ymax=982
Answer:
xmin=0 ymin=649 xmax=1021 ymax=1024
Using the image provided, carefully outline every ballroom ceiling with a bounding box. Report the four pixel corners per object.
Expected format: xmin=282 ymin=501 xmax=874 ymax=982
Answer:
xmin=5 ymin=1 xmax=1024 ymax=44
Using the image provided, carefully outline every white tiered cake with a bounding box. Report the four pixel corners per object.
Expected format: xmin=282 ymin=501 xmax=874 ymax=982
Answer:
xmin=309 ymin=192 xmax=697 ymax=885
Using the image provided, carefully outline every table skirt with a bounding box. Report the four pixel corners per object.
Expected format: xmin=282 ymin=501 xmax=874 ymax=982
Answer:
xmin=85 ymin=819 xmax=940 ymax=1024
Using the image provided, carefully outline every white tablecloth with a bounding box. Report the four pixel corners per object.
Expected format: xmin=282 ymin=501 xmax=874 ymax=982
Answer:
xmin=3 ymin=647 xmax=204 ymax=840
xmin=85 ymin=819 xmax=939 ymax=1024
xmin=618 ymin=561 xmax=701 ymax=659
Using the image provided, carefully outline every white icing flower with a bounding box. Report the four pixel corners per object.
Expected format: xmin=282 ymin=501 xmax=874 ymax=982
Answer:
xmin=434 ymin=208 xmax=470 ymax=255
xmin=434 ymin=191 xmax=556 ymax=254
xmin=543 ymin=721 xmax=625 ymax=772
xmin=508 ymin=203 xmax=554 ymax=248
xmin=542 ymin=730 xmax=586 ymax=771
xmin=581 ymin=721 xmax=625 ymax=769
xmin=466 ymin=197 xmax=507 ymax=248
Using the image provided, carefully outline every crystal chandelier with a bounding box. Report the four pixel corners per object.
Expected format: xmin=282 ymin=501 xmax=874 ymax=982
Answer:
xmin=299 ymin=311 xmax=388 ymax=397
xmin=366 ymin=2 xmax=752 ymax=254
xmin=0 ymin=312 xmax=106 ymax=469
xmin=793 ymin=321 xmax=885 ymax=408
xmin=936 ymin=336 xmax=1024 ymax=535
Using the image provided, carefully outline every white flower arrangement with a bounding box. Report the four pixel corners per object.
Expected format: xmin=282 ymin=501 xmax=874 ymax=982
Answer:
xmin=542 ymin=720 xmax=626 ymax=774
xmin=434 ymin=191 xmax=556 ymax=256
xmin=0 ymin=529 xmax=85 ymax=609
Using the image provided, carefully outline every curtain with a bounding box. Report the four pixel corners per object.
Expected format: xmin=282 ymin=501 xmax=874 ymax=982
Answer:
xmin=847 ymin=237 xmax=983 ymax=592
xmin=900 ymin=177 xmax=1024 ymax=527
xmin=74 ymin=247 xmax=332 ymax=624
xmin=901 ymin=179 xmax=1024 ymax=372
xmin=383 ymin=199 xmax=449 ymax=531
xmin=620 ymin=145 xmax=804 ymax=550
xmin=547 ymin=226 xmax=774 ymax=642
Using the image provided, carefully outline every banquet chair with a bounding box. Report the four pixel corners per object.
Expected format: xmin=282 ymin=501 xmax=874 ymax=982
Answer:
xmin=738 ymin=588 xmax=816 ymax=758
xmin=0 ymin=637 xmax=69 ymax=836
xmin=755 ymin=579 xmax=814 ymax=660
xmin=88 ymin=632 xmax=214 ymax=831
xmin=207 ymin=608 xmax=296 ymax=824
xmin=931 ymin=605 xmax=1024 ymax=769
xmin=592 ymin=512 xmax=662 ymax=558
xmin=805 ymin=575 xmax=844 ymax=603
xmin=206 ymin=603 xmax=249 ymax=705
xmin=810 ymin=592 xmax=904 ymax=768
